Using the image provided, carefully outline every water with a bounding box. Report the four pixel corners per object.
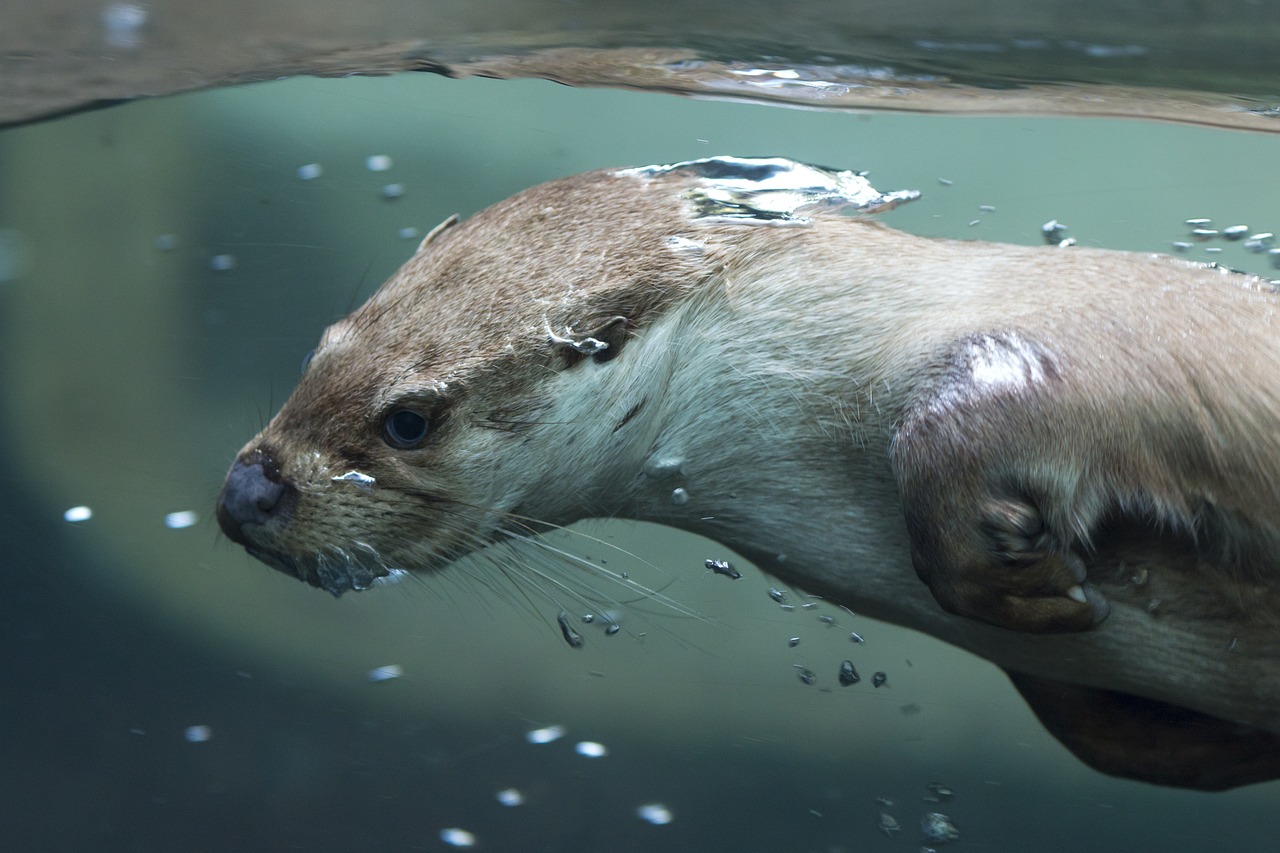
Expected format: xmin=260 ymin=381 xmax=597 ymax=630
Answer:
xmin=1 ymin=73 xmax=1277 ymax=850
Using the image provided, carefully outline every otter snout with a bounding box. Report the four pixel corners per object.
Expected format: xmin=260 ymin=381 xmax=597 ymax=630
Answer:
xmin=216 ymin=449 xmax=295 ymax=547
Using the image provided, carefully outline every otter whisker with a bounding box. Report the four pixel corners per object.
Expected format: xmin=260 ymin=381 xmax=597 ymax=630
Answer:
xmin=499 ymin=530 xmax=711 ymax=624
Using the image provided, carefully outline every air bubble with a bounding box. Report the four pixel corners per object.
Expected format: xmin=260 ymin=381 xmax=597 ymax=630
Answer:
xmin=496 ymin=788 xmax=524 ymax=807
xmin=526 ymin=724 xmax=565 ymax=744
xmin=439 ymin=828 xmax=476 ymax=847
xmin=164 ymin=511 xmax=198 ymax=529
xmin=575 ymin=741 xmax=608 ymax=758
xmin=366 ymin=155 xmax=393 ymax=171
xmin=102 ymin=3 xmax=147 ymax=49
xmin=637 ymin=803 xmax=674 ymax=825
xmin=557 ymin=611 xmax=584 ymax=648
xmin=296 ymin=163 xmax=323 ymax=180
xmin=1039 ymin=220 xmax=1070 ymax=244
xmin=184 ymin=725 xmax=212 ymax=743
xmin=925 ymin=782 xmax=955 ymax=802
xmin=367 ymin=664 xmax=403 ymax=682
xmin=63 ymin=506 xmax=92 ymax=523
xmin=704 ymin=559 xmax=741 ymax=579
xmin=643 ymin=455 xmax=685 ymax=478
xmin=920 ymin=812 xmax=960 ymax=843
xmin=838 ymin=660 xmax=860 ymax=686
xmin=331 ymin=470 xmax=376 ymax=492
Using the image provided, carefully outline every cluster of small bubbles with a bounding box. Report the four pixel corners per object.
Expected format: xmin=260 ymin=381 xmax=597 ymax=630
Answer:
xmin=63 ymin=505 xmax=92 ymax=523
xmin=920 ymin=812 xmax=960 ymax=844
xmin=209 ymin=254 xmax=236 ymax=271
xmin=164 ymin=510 xmax=198 ymax=529
xmin=366 ymin=154 xmax=393 ymax=172
xmin=872 ymin=671 xmax=888 ymax=688
xmin=704 ymin=558 xmax=741 ymax=579
xmin=296 ymin=163 xmax=323 ymax=180
xmin=439 ymin=827 xmax=476 ymax=848
xmin=637 ymin=803 xmax=674 ymax=825
xmin=381 ymin=183 xmax=405 ymax=200
xmin=495 ymin=788 xmax=524 ymax=807
xmin=1172 ymin=219 xmax=1279 ymax=269
xmin=526 ymin=724 xmax=565 ymax=745
xmin=183 ymin=725 xmax=212 ymax=743
xmin=366 ymin=664 xmax=403 ymax=683
xmin=575 ymin=741 xmax=608 ymax=758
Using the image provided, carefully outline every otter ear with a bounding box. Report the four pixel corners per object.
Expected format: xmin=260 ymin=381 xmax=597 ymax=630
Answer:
xmin=416 ymin=214 xmax=460 ymax=253
xmin=549 ymin=315 xmax=630 ymax=366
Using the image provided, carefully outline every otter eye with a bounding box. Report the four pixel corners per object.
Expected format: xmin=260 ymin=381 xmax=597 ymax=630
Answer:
xmin=383 ymin=408 xmax=430 ymax=449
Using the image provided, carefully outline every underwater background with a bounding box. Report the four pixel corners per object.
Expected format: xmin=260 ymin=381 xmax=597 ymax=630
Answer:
xmin=2 ymin=71 xmax=1278 ymax=850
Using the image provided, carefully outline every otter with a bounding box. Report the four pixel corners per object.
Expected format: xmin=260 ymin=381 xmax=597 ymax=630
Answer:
xmin=217 ymin=157 xmax=1280 ymax=790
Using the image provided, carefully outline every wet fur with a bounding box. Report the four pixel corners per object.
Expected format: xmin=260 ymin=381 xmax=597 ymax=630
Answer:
xmin=220 ymin=165 xmax=1280 ymax=789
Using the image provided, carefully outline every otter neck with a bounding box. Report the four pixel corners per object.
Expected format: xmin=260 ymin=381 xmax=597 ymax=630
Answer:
xmin=504 ymin=283 xmax=933 ymax=627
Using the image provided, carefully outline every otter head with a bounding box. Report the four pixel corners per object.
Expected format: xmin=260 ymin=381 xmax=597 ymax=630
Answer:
xmin=215 ymin=166 xmax=718 ymax=594
xmin=216 ymin=157 xmax=918 ymax=594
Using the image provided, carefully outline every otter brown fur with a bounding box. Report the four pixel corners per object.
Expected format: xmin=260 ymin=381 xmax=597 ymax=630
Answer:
xmin=217 ymin=157 xmax=1280 ymax=790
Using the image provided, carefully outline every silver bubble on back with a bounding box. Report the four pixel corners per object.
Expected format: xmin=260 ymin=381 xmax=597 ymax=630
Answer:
xmin=621 ymin=156 xmax=920 ymax=225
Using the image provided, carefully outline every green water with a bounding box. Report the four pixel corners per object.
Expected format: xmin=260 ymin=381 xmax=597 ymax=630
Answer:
xmin=1 ymin=74 xmax=1276 ymax=850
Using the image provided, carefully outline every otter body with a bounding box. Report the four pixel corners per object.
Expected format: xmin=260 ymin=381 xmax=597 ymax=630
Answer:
xmin=218 ymin=158 xmax=1280 ymax=789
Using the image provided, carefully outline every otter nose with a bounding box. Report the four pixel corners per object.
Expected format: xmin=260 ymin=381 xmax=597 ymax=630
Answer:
xmin=217 ymin=453 xmax=290 ymax=544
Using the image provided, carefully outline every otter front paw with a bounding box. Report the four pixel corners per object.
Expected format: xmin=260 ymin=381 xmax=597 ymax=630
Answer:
xmin=906 ymin=492 xmax=1110 ymax=633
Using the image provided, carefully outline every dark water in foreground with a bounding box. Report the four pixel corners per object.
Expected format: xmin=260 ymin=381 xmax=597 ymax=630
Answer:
xmin=1 ymin=74 xmax=1277 ymax=850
